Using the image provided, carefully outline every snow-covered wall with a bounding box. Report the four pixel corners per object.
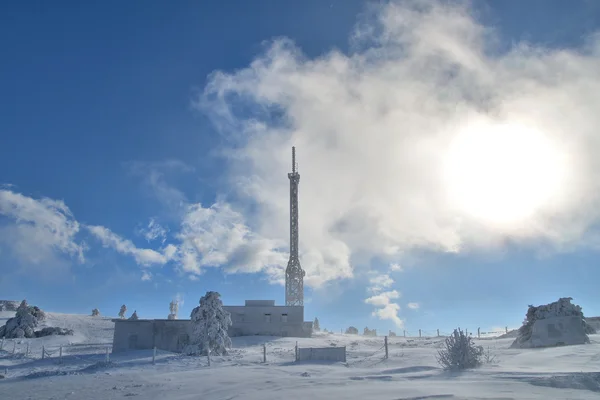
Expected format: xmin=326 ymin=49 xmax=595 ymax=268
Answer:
xmin=297 ymin=346 xmax=346 ymax=362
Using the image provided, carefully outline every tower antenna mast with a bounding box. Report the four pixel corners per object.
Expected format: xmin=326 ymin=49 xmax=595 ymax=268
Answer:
xmin=285 ymin=146 xmax=305 ymax=306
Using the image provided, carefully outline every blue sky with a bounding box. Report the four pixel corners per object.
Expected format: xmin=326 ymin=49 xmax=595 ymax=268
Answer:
xmin=1 ymin=0 xmax=600 ymax=335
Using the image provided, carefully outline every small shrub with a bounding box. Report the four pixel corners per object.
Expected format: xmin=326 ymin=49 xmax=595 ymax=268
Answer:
xmin=436 ymin=328 xmax=483 ymax=370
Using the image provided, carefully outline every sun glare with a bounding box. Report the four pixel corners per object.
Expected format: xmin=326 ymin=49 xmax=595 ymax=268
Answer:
xmin=443 ymin=121 xmax=566 ymax=225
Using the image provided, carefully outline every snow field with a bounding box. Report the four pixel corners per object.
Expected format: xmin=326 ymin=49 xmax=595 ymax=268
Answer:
xmin=1 ymin=313 xmax=600 ymax=399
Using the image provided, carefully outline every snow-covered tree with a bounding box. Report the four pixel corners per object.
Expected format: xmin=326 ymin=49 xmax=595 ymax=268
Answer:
xmin=0 ymin=300 xmax=45 ymax=338
xmin=389 ymin=330 xmax=397 ymax=337
xmin=91 ymin=308 xmax=100 ymax=317
xmin=168 ymin=300 xmax=179 ymax=320
xmin=118 ymin=304 xmax=127 ymax=319
xmin=363 ymin=327 xmax=377 ymax=336
xmin=313 ymin=317 xmax=320 ymax=331
xmin=436 ymin=328 xmax=483 ymax=370
xmin=184 ymin=291 xmax=232 ymax=356
xmin=129 ymin=310 xmax=139 ymax=320
xmin=345 ymin=326 xmax=358 ymax=334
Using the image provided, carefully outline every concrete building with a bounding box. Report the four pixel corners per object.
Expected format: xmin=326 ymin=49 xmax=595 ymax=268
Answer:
xmin=111 ymin=148 xmax=313 ymax=353
xmin=112 ymin=300 xmax=312 ymax=353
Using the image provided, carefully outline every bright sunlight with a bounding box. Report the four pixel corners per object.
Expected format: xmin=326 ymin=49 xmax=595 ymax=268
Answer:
xmin=443 ymin=121 xmax=567 ymax=226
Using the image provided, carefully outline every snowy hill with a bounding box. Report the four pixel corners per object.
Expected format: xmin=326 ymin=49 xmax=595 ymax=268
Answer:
xmin=1 ymin=313 xmax=600 ymax=399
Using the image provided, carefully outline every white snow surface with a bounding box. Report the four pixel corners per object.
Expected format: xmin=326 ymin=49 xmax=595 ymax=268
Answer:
xmin=1 ymin=312 xmax=600 ymax=399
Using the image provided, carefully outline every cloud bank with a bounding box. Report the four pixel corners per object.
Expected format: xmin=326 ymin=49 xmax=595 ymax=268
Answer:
xmin=3 ymin=1 xmax=600 ymax=293
xmin=197 ymin=0 xmax=600 ymax=285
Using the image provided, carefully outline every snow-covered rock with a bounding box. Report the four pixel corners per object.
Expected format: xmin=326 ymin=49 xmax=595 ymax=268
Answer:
xmin=512 ymin=298 xmax=592 ymax=348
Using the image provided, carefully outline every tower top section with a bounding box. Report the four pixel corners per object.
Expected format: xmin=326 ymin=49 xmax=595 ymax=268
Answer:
xmin=288 ymin=146 xmax=300 ymax=181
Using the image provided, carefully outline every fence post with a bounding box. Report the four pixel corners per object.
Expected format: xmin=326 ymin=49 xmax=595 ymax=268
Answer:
xmin=437 ymin=329 xmax=439 ymax=337
xmin=152 ymin=346 xmax=156 ymax=365
xmin=384 ymin=336 xmax=388 ymax=359
xmin=478 ymin=327 xmax=481 ymax=338
xmin=42 ymin=345 xmax=45 ymax=360
xmin=26 ymin=343 xmax=29 ymax=357
xmin=59 ymin=345 xmax=62 ymax=364
xmin=505 ymin=326 xmax=508 ymax=334
xmin=403 ymin=330 xmax=406 ymax=337
xmin=419 ymin=329 xmax=421 ymax=338
xmin=105 ymin=346 xmax=110 ymax=363
xmin=207 ymin=350 xmax=211 ymax=367
xmin=295 ymin=341 xmax=298 ymax=362
xmin=12 ymin=341 xmax=16 ymax=355
xmin=263 ymin=344 xmax=266 ymax=363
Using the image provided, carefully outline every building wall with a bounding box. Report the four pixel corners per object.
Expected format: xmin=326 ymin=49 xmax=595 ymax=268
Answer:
xmin=224 ymin=304 xmax=307 ymax=337
xmin=297 ymin=347 xmax=346 ymax=362
xmin=153 ymin=320 xmax=191 ymax=352
xmin=112 ymin=320 xmax=155 ymax=353
xmin=112 ymin=303 xmax=312 ymax=353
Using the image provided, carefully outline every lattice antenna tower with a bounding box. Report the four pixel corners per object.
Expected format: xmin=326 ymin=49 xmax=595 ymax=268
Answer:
xmin=285 ymin=146 xmax=305 ymax=306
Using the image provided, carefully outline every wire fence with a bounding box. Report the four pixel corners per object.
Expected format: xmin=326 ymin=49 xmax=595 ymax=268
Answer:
xmin=0 ymin=338 xmax=112 ymax=364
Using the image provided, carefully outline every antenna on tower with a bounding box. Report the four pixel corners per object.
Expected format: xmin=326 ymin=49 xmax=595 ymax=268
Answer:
xmin=292 ymin=146 xmax=297 ymax=173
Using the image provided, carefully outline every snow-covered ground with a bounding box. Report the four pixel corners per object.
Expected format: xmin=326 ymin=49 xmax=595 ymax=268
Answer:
xmin=1 ymin=312 xmax=599 ymax=399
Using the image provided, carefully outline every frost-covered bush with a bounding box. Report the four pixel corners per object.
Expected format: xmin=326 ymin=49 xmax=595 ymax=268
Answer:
xmin=35 ymin=327 xmax=74 ymax=337
xmin=0 ymin=300 xmax=45 ymax=339
xmin=118 ymin=305 xmax=127 ymax=319
xmin=184 ymin=291 xmax=232 ymax=356
xmin=512 ymin=297 xmax=594 ymax=348
xmin=91 ymin=308 xmax=100 ymax=317
xmin=436 ymin=328 xmax=483 ymax=370
xmin=128 ymin=310 xmax=139 ymax=320
xmin=345 ymin=326 xmax=358 ymax=334
xmin=313 ymin=317 xmax=320 ymax=331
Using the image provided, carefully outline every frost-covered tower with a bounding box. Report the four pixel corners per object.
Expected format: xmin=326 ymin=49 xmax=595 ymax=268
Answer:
xmin=286 ymin=147 xmax=305 ymax=306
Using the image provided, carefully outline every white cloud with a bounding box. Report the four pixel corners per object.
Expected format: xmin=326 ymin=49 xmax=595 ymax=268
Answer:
xmin=176 ymin=202 xmax=288 ymax=283
xmin=141 ymin=271 xmax=152 ymax=281
xmin=197 ymin=0 xmax=600 ymax=286
xmin=86 ymin=225 xmax=176 ymax=267
xmin=139 ymin=218 xmax=168 ymax=244
xmin=368 ymin=274 xmax=394 ymax=293
xmin=389 ymin=263 xmax=403 ymax=272
xmin=365 ymin=289 xmax=400 ymax=306
xmin=365 ymin=290 xmax=404 ymax=328
xmin=126 ymin=160 xmax=193 ymax=214
xmin=407 ymin=302 xmax=420 ymax=310
xmin=0 ymin=189 xmax=86 ymax=266
xmin=365 ymin=273 xmax=403 ymax=327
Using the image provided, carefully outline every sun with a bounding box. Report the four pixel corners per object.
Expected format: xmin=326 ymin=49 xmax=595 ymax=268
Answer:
xmin=443 ymin=121 xmax=566 ymax=225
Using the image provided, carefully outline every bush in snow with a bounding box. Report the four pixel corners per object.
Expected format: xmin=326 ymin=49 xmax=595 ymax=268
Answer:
xmin=128 ymin=310 xmax=139 ymax=320
xmin=91 ymin=308 xmax=100 ymax=317
xmin=35 ymin=327 xmax=74 ymax=337
xmin=345 ymin=326 xmax=358 ymax=334
xmin=313 ymin=317 xmax=320 ymax=331
xmin=389 ymin=330 xmax=397 ymax=337
xmin=184 ymin=291 xmax=232 ymax=356
xmin=0 ymin=300 xmax=45 ymax=339
xmin=118 ymin=305 xmax=127 ymax=319
xmin=436 ymin=328 xmax=483 ymax=370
